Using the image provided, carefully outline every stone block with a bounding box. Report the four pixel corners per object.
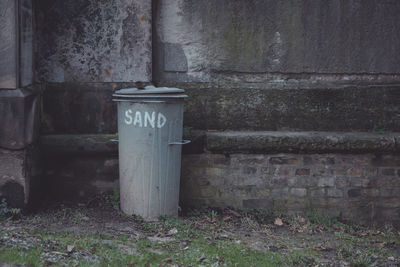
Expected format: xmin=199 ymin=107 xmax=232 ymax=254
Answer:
xmin=0 ymin=147 xmax=40 ymax=208
xmin=377 ymin=198 xmax=400 ymax=209
xmin=310 ymin=188 xmax=326 ymax=197
xmin=350 ymin=177 xmax=371 ymax=188
xmin=335 ymin=177 xmax=349 ymax=188
xmin=242 ymin=166 xmax=257 ymax=175
xmin=347 ymin=168 xmax=363 ymax=177
xmin=372 ymin=155 xmax=400 ymax=167
xmin=271 ymin=177 xmax=289 ymax=187
xmin=307 ymin=156 xmax=336 ymax=166
xmin=381 ymin=168 xmax=396 ymax=176
xmin=317 ymin=177 xmax=335 ymax=187
xmin=260 ymin=167 xmax=276 ymax=175
xmin=290 ymin=188 xmax=307 ymax=197
xmin=380 ymin=188 xmax=400 ymax=198
xmin=295 ymin=168 xmax=310 ymax=176
xmin=213 ymin=155 xmax=231 ymax=166
xmin=270 ymin=188 xmax=289 ymax=197
xmin=237 ymin=156 xmax=267 ymax=165
xmin=347 ymin=188 xmax=362 ymax=198
xmin=362 ymin=188 xmax=380 ymax=198
xmin=206 ymin=167 xmax=225 ymax=177
xmin=0 ymin=88 xmax=40 ymax=149
xmin=312 ymin=167 xmax=333 ymax=177
xmin=243 ymin=199 xmax=274 ymax=209
xmin=363 ymin=168 xmax=378 ymax=177
xmin=269 ymin=156 xmax=300 ymax=165
xmin=333 ymin=168 xmax=347 ymax=176
xmin=327 ymin=188 xmax=343 ymax=198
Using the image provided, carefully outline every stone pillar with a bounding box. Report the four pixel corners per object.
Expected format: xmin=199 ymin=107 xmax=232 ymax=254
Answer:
xmin=0 ymin=0 xmax=40 ymax=209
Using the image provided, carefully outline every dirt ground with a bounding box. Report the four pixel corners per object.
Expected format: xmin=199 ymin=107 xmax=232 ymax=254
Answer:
xmin=0 ymin=195 xmax=399 ymax=266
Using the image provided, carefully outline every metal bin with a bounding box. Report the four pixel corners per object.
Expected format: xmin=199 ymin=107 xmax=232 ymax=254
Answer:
xmin=113 ymin=86 xmax=189 ymax=220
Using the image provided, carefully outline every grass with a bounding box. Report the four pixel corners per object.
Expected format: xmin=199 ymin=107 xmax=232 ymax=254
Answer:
xmin=0 ymin=204 xmax=399 ymax=266
xmin=0 ymin=228 xmax=290 ymax=266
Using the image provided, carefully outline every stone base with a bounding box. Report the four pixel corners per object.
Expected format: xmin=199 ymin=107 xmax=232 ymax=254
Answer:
xmin=0 ymin=146 xmax=40 ymax=209
xmin=40 ymin=131 xmax=400 ymax=226
xmin=181 ymin=153 xmax=400 ymax=227
xmin=42 ymin=154 xmax=119 ymax=203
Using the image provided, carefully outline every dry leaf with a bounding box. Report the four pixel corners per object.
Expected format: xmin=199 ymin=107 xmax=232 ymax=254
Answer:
xmin=223 ymin=216 xmax=231 ymax=222
xmin=274 ymin=218 xmax=283 ymax=226
xmin=67 ymin=245 xmax=75 ymax=253
xmin=168 ymin=228 xmax=178 ymax=235
xmin=228 ymin=209 xmax=242 ymax=218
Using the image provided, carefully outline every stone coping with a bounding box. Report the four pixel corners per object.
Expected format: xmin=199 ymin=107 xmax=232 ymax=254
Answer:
xmin=41 ymin=131 xmax=399 ymax=155
xmin=206 ymin=131 xmax=399 ymax=154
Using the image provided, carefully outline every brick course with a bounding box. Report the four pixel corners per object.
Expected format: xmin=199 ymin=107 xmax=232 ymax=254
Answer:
xmin=180 ymin=153 xmax=400 ymax=226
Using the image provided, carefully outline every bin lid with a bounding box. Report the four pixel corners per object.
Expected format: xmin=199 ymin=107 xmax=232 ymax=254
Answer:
xmin=113 ymin=86 xmax=187 ymax=99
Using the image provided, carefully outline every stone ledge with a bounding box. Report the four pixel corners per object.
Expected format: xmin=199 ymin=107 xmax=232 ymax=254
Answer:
xmin=207 ymin=131 xmax=399 ymax=154
xmin=41 ymin=134 xmax=119 ymax=155
xmin=41 ymin=131 xmax=399 ymax=155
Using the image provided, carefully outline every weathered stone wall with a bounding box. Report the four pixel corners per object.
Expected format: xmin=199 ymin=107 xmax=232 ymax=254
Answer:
xmin=0 ymin=146 xmax=41 ymax=209
xmin=0 ymin=0 xmax=39 ymax=209
xmin=35 ymin=0 xmax=152 ymax=83
xmin=31 ymin=0 xmax=400 ymax=226
xmin=181 ymin=153 xmax=400 ymax=226
xmin=0 ymin=0 xmax=17 ymax=89
xmin=154 ymin=0 xmax=400 ymax=83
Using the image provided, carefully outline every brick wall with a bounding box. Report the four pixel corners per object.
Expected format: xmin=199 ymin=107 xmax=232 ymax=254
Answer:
xmin=181 ymin=153 xmax=400 ymax=226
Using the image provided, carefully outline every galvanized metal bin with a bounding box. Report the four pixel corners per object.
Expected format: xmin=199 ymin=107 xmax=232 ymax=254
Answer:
xmin=112 ymin=86 xmax=189 ymax=221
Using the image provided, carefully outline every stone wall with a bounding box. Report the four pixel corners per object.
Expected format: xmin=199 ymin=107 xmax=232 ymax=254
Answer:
xmin=181 ymin=153 xmax=400 ymax=226
xmin=0 ymin=0 xmax=39 ymax=209
xmin=154 ymin=0 xmax=400 ymax=83
xmin=27 ymin=0 xmax=400 ymax=226
xmin=35 ymin=0 xmax=152 ymax=83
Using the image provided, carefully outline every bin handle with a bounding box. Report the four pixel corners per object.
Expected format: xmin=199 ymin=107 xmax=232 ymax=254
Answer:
xmin=169 ymin=140 xmax=191 ymax=145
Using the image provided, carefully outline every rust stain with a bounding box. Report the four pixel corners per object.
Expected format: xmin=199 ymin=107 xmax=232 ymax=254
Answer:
xmin=141 ymin=15 xmax=146 ymax=21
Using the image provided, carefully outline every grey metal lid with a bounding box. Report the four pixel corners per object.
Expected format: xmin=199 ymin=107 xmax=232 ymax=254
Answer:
xmin=113 ymin=85 xmax=187 ymax=99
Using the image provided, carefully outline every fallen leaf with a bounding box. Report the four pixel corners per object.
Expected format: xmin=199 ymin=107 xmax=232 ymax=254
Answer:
xmin=298 ymin=216 xmax=306 ymax=224
xmin=67 ymin=245 xmax=75 ymax=253
xmin=223 ymin=216 xmax=231 ymax=222
xmin=228 ymin=210 xmax=241 ymax=218
xmin=168 ymin=228 xmax=178 ymax=235
xmin=274 ymin=218 xmax=283 ymax=226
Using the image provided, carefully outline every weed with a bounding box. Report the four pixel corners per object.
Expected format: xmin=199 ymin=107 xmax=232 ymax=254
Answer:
xmin=110 ymin=188 xmax=120 ymax=210
xmin=305 ymin=208 xmax=340 ymax=228
xmin=210 ymin=209 xmax=218 ymax=219
xmin=350 ymin=253 xmax=376 ymax=267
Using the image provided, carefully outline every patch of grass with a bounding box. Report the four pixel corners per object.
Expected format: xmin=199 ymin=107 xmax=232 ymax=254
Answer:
xmin=0 ymin=205 xmax=399 ymax=266
xmin=0 ymin=246 xmax=43 ymax=266
xmin=349 ymin=253 xmax=377 ymax=267
xmin=168 ymin=238 xmax=287 ymax=266
xmin=305 ymin=209 xmax=341 ymax=228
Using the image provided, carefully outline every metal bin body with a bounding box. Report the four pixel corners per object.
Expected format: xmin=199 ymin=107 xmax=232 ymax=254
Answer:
xmin=113 ymin=86 xmax=188 ymax=220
